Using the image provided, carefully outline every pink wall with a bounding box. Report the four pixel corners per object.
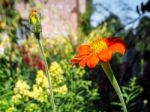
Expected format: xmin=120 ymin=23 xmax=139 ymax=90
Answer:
xmin=15 ymin=0 xmax=86 ymax=38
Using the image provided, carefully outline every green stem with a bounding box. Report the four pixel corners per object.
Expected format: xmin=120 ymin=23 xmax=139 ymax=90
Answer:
xmin=101 ymin=62 xmax=127 ymax=112
xmin=37 ymin=39 xmax=55 ymax=112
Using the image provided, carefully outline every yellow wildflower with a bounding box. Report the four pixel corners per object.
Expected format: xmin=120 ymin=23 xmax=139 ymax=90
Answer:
xmin=30 ymin=85 xmax=48 ymax=103
xmin=13 ymin=80 xmax=30 ymax=95
xmin=49 ymin=61 xmax=64 ymax=76
xmin=36 ymin=70 xmax=48 ymax=88
xmin=54 ymin=85 xmax=68 ymax=95
xmin=12 ymin=80 xmax=30 ymax=104
xmin=49 ymin=61 xmax=64 ymax=85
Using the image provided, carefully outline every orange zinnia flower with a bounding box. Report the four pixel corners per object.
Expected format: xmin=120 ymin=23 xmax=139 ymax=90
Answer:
xmin=71 ymin=37 xmax=126 ymax=68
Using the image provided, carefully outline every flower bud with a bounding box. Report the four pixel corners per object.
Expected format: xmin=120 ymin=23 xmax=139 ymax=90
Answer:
xmin=29 ymin=9 xmax=42 ymax=39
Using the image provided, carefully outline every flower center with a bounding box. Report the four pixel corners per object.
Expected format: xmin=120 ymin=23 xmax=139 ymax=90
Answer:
xmin=90 ymin=38 xmax=107 ymax=53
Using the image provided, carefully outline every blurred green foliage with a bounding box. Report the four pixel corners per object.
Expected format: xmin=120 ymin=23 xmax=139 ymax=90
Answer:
xmin=112 ymin=77 xmax=143 ymax=112
xmin=79 ymin=0 xmax=93 ymax=36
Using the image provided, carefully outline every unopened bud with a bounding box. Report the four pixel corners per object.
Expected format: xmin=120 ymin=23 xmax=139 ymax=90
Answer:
xmin=29 ymin=9 xmax=42 ymax=39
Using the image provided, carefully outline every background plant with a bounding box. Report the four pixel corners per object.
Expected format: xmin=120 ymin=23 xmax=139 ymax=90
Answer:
xmin=112 ymin=77 xmax=143 ymax=112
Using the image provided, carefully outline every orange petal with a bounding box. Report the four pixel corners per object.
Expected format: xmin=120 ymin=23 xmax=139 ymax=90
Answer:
xmin=71 ymin=57 xmax=82 ymax=64
xmin=79 ymin=56 xmax=89 ymax=67
xmin=87 ymin=54 xmax=99 ymax=68
xmin=109 ymin=43 xmax=126 ymax=55
xmin=104 ymin=37 xmax=126 ymax=55
xmin=105 ymin=37 xmax=125 ymax=46
xmin=98 ymin=49 xmax=112 ymax=62
xmin=77 ymin=45 xmax=91 ymax=57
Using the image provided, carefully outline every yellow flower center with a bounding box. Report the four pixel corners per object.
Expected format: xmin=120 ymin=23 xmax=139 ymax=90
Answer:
xmin=90 ymin=38 xmax=107 ymax=53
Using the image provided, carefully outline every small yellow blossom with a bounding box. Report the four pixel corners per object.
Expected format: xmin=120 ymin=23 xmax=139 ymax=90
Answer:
xmin=49 ymin=61 xmax=64 ymax=76
xmin=36 ymin=70 xmax=48 ymax=87
xmin=30 ymin=85 xmax=48 ymax=103
xmin=12 ymin=80 xmax=30 ymax=104
xmin=54 ymin=85 xmax=68 ymax=95
xmin=14 ymin=80 xmax=30 ymax=95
